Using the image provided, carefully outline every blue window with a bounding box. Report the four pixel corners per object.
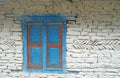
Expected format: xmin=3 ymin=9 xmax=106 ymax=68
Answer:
xmin=21 ymin=14 xmax=66 ymax=73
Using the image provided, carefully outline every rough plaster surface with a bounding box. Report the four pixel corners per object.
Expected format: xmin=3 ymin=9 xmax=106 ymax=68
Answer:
xmin=0 ymin=0 xmax=120 ymax=78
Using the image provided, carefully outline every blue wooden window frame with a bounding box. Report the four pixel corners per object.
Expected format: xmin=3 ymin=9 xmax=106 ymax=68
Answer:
xmin=21 ymin=14 xmax=66 ymax=73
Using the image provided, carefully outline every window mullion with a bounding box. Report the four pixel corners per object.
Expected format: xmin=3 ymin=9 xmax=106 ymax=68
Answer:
xmin=42 ymin=20 xmax=47 ymax=71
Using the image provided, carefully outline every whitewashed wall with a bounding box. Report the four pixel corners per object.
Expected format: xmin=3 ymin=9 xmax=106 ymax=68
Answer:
xmin=0 ymin=0 xmax=120 ymax=78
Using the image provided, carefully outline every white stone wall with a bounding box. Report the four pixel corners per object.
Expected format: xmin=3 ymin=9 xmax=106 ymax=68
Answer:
xmin=0 ymin=0 xmax=120 ymax=78
xmin=66 ymin=23 xmax=120 ymax=77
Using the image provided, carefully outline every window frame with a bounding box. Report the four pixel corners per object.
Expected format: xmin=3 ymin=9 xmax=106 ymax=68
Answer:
xmin=27 ymin=22 xmax=42 ymax=69
xmin=46 ymin=22 xmax=63 ymax=69
xmin=21 ymin=15 xmax=66 ymax=73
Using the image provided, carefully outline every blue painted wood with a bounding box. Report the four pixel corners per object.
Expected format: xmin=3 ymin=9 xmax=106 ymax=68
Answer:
xmin=42 ymin=20 xmax=46 ymax=72
xmin=30 ymin=23 xmax=41 ymax=43
xmin=21 ymin=14 xmax=67 ymax=73
xmin=22 ymin=21 xmax=28 ymax=71
xmin=16 ymin=14 xmax=77 ymax=22
xmin=62 ymin=21 xmax=66 ymax=72
xmin=30 ymin=47 xmax=41 ymax=66
xmin=48 ymin=24 xmax=59 ymax=43
xmin=48 ymin=48 xmax=60 ymax=66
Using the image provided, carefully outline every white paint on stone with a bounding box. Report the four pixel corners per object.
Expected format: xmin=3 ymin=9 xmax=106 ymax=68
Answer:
xmin=0 ymin=0 xmax=120 ymax=78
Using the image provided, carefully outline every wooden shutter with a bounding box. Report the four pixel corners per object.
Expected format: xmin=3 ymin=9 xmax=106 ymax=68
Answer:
xmin=27 ymin=22 xmax=42 ymax=69
xmin=46 ymin=23 xmax=62 ymax=69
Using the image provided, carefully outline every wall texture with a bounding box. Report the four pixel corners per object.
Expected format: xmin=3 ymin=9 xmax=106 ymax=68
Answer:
xmin=0 ymin=0 xmax=120 ymax=78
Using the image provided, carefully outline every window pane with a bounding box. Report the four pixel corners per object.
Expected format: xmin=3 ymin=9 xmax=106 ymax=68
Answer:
xmin=30 ymin=23 xmax=41 ymax=43
xmin=47 ymin=24 xmax=59 ymax=43
xmin=30 ymin=47 xmax=42 ymax=66
xmin=47 ymin=48 xmax=60 ymax=66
